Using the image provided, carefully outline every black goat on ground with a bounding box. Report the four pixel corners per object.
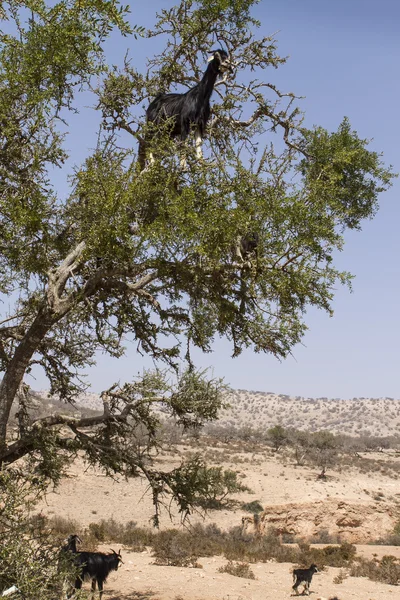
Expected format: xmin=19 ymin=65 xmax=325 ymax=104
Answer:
xmin=71 ymin=549 xmax=123 ymax=599
xmin=292 ymin=563 xmax=318 ymax=595
xmin=139 ymin=49 xmax=233 ymax=170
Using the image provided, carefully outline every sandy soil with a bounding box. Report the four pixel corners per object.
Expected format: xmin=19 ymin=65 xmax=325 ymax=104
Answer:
xmin=94 ymin=544 xmax=400 ymax=600
xmin=39 ymin=448 xmax=400 ymax=535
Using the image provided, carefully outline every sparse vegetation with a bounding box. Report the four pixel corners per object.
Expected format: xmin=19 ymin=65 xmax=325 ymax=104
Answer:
xmin=350 ymin=555 xmax=400 ymax=585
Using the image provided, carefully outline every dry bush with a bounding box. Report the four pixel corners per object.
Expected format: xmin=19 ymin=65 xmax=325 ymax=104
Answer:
xmin=45 ymin=515 xmax=154 ymax=552
xmin=349 ymin=555 xmax=400 ymax=585
xmin=36 ymin=514 xmax=98 ymax=551
xmin=305 ymin=541 xmax=355 ymax=569
xmin=333 ymin=569 xmax=347 ymax=584
xmin=87 ymin=518 xmax=154 ymax=551
xmin=224 ymin=529 xmax=299 ymax=564
xmin=218 ymin=561 xmax=255 ymax=579
xmin=151 ymin=529 xmax=201 ymax=567
xmin=309 ymin=529 xmax=342 ymax=544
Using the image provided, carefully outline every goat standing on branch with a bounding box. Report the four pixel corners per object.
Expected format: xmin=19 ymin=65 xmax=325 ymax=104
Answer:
xmin=139 ymin=49 xmax=233 ymax=170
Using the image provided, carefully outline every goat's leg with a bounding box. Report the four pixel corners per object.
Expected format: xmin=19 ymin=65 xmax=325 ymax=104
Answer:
xmin=97 ymin=579 xmax=104 ymax=600
xmin=194 ymin=130 xmax=203 ymax=160
xmin=74 ymin=578 xmax=82 ymax=591
xmin=139 ymin=151 xmax=155 ymax=175
xmin=179 ymin=154 xmax=188 ymax=170
xmin=90 ymin=578 xmax=97 ymax=600
xmin=67 ymin=577 xmax=81 ymax=599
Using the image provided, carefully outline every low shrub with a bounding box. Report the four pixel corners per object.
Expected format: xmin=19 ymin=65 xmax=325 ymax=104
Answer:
xmin=218 ymin=561 xmax=255 ymax=579
xmin=151 ymin=529 xmax=201 ymax=567
xmin=333 ymin=569 xmax=347 ymax=584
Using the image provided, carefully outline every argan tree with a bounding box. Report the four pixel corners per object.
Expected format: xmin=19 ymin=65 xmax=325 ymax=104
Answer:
xmin=0 ymin=0 xmax=395 ymax=519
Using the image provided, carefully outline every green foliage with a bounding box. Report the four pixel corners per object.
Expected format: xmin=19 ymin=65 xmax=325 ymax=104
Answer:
xmin=159 ymin=454 xmax=249 ymax=522
xmin=267 ymin=425 xmax=288 ymax=451
xmin=0 ymin=0 xmax=131 ymax=286
xmin=299 ymin=118 xmax=395 ymax=230
xmin=0 ymin=470 xmax=73 ymax=599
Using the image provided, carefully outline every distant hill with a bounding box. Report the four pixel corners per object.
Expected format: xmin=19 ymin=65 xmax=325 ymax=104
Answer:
xmin=31 ymin=388 xmax=400 ymax=438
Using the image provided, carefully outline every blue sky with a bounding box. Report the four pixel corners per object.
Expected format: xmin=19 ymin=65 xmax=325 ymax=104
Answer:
xmin=31 ymin=1 xmax=400 ymax=399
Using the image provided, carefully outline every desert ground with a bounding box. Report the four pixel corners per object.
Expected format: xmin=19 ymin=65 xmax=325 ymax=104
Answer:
xmin=94 ymin=545 xmax=400 ymax=600
xmin=36 ymin=434 xmax=400 ymax=600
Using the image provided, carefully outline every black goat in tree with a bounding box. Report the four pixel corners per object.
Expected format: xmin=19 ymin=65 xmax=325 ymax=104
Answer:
xmin=139 ymin=49 xmax=233 ymax=170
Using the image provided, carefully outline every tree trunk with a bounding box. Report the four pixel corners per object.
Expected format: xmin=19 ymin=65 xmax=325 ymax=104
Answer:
xmin=0 ymin=306 xmax=56 ymax=453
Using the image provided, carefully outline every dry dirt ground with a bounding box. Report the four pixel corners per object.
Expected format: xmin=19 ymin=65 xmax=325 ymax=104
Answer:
xmin=36 ymin=446 xmax=400 ymax=600
xmin=97 ymin=545 xmax=400 ymax=600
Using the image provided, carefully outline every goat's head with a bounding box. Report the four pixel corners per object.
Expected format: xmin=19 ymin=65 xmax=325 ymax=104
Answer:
xmin=208 ymin=49 xmax=233 ymax=74
xmin=63 ymin=534 xmax=82 ymax=551
xmin=110 ymin=549 xmax=123 ymax=569
xmin=66 ymin=534 xmax=82 ymax=544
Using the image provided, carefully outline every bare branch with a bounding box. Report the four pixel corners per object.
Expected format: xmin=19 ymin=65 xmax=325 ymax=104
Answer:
xmin=47 ymin=241 xmax=86 ymax=312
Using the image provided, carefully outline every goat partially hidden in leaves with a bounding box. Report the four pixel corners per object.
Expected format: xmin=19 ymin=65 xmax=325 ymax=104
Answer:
xmin=139 ymin=49 xmax=233 ymax=170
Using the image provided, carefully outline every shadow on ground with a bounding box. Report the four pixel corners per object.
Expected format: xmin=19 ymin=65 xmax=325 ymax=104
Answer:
xmin=108 ymin=590 xmax=159 ymax=600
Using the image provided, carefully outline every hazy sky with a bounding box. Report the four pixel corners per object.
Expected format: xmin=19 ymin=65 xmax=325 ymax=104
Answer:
xmin=30 ymin=1 xmax=400 ymax=399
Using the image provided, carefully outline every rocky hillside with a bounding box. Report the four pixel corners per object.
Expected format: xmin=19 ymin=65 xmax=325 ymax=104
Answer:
xmin=33 ymin=388 xmax=400 ymax=437
xmin=241 ymin=499 xmax=400 ymax=544
xmin=217 ymin=391 xmax=400 ymax=437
